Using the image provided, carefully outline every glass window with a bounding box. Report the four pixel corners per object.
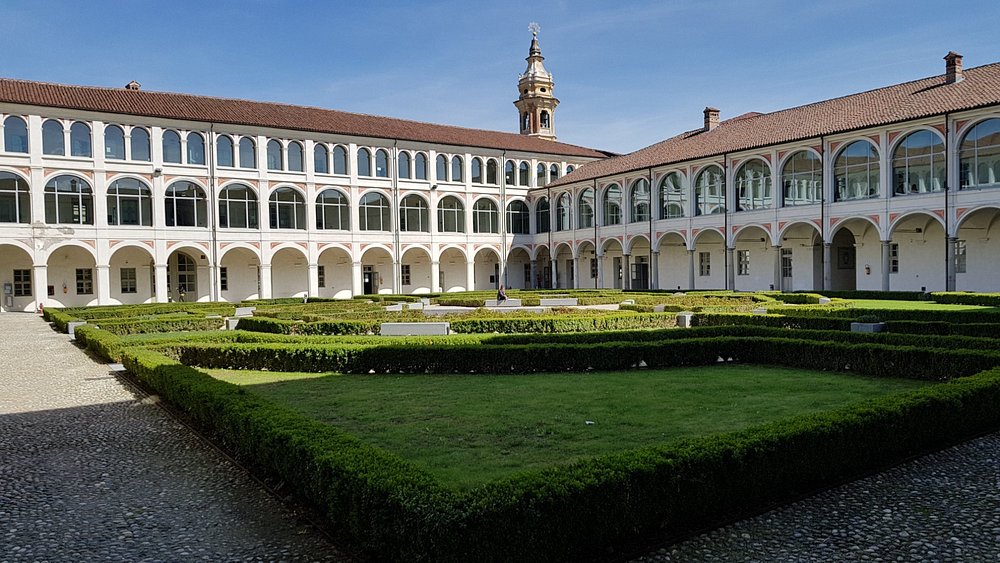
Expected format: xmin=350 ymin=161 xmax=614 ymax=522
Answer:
xmin=314 ymin=144 xmax=329 ymax=174
xmin=70 ymin=122 xmax=92 ymax=157
xmin=436 ymin=154 xmax=448 ymax=181
xmin=106 ymin=177 xmax=152 ymax=226
xmin=220 ymin=266 xmax=229 ymax=291
xmin=216 ymin=135 xmax=234 ymax=167
xmin=535 ymin=197 xmax=550 ymax=233
xmin=540 ymin=110 xmax=550 ymax=129
xmin=287 ymin=141 xmax=304 ymax=172
xmin=694 ymin=165 xmax=725 ymax=215
xmin=505 ymin=160 xmax=516 ymax=185
xmin=735 ymin=159 xmax=772 ymax=211
xmin=186 ymin=133 xmax=205 ymax=165
xmin=955 ymin=239 xmax=967 ymax=274
xmin=42 ymin=119 xmax=65 ymax=155
xmin=0 ymin=172 xmax=30 ymax=223
xmin=602 ymin=183 xmax=622 ymax=225
xmin=537 ymin=163 xmax=547 ymax=186
xmin=959 ymin=118 xmax=1000 ymax=190
xmin=357 ymin=148 xmax=372 ymax=176
xmin=399 ymin=194 xmax=429 ymax=232
xmin=473 ymin=198 xmax=499 ymax=233
xmin=781 ymin=151 xmax=822 ymax=206
xmin=76 ymin=268 xmax=94 ymax=295
xmin=486 ymin=159 xmax=498 ymax=184
xmin=451 ymin=156 xmax=463 ymax=182
xmin=316 ymin=265 xmax=324 ymax=288
xmin=359 ymin=191 xmax=390 ymax=231
xmin=269 ymin=187 xmax=305 ymax=229
xmin=333 ymin=145 xmax=348 ymax=174
xmin=375 ymin=149 xmax=389 ymax=177
xmin=630 ymin=178 xmax=650 ymax=222
xmin=555 ymin=193 xmax=571 ymax=231
xmin=659 ymin=172 xmax=686 ymax=218
xmin=266 ymin=139 xmax=283 ymax=171
xmin=131 ymin=128 xmax=151 ymax=162
xmin=239 ymin=137 xmax=256 ymax=168
xmin=164 ymin=181 xmax=207 ymax=227
xmin=519 ymin=161 xmax=530 ymax=185
xmin=578 ymin=187 xmax=594 ymax=228
xmin=44 ymin=175 xmax=93 ymax=225
xmin=506 ymin=200 xmax=529 ymax=234
xmin=398 ymin=151 xmax=411 ymax=179
xmin=834 ymin=140 xmax=880 ymax=201
xmin=162 ymin=130 xmax=182 ymax=163
xmin=218 ymin=184 xmax=258 ymax=229
xmin=890 ymin=243 xmax=899 ymax=273
xmin=550 ymin=164 xmax=560 ymax=181
xmin=737 ymin=249 xmax=750 ymax=276
xmin=13 ymin=269 xmax=31 ymax=297
xmin=414 ymin=153 xmax=428 ymax=180
xmin=120 ymin=267 xmax=137 ymax=294
xmin=437 ymin=196 xmax=465 ymax=233
xmin=471 ymin=158 xmax=483 ymax=184
xmin=400 ymin=264 xmax=411 ymax=286
xmin=892 ymin=130 xmax=945 ymax=195
xmin=781 ymin=248 xmax=793 ymax=278
xmin=316 ymin=189 xmax=350 ymax=230
xmin=4 ymin=116 xmax=28 ymax=153
xmin=699 ymin=252 xmax=711 ymax=276
xmin=566 ymin=165 xmax=575 ymax=174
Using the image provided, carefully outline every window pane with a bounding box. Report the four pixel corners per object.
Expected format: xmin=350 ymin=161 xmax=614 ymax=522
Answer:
xmin=105 ymin=126 xmax=126 ymax=160
xmin=42 ymin=120 xmax=64 ymax=155
xmin=162 ymin=131 xmax=182 ymax=163
xmin=216 ymin=136 xmax=234 ymax=167
xmin=131 ymin=128 xmax=151 ymax=161
xmin=239 ymin=138 xmax=256 ymax=168
xmin=70 ymin=122 xmax=92 ymax=157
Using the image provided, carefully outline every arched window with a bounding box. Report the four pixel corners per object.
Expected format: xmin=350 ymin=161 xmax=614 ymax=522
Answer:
xmin=451 ymin=156 xmax=463 ymax=182
xmin=414 ymin=153 xmax=428 ymax=180
xmin=0 ymin=172 xmax=30 ymax=223
xmin=186 ymin=132 xmax=205 ymax=165
xmin=375 ymin=149 xmax=389 ymax=178
xmin=437 ymin=196 xmax=465 ymax=233
xmin=314 ymin=144 xmax=329 ymax=174
xmin=269 ymin=187 xmax=305 ymax=229
xmin=162 ymin=130 xmax=182 ymax=164
xmin=550 ymin=164 xmax=560 ymax=181
xmin=70 ymin=122 xmax=92 ymax=157
xmin=578 ymin=187 xmax=595 ymax=228
xmin=505 ymin=160 xmax=517 ymax=185
xmin=287 ymin=141 xmax=304 ymax=172
xmin=630 ymin=178 xmax=650 ymax=222
xmin=536 ymin=163 xmax=547 ymax=186
xmin=398 ymin=151 xmax=411 ymax=180
xmin=42 ymin=119 xmax=64 ymax=155
xmin=486 ymin=159 xmax=498 ymax=184
xmin=436 ymin=154 xmax=448 ymax=181
xmin=781 ymin=151 xmax=822 ymax=206
xmin=131 ymin=128 xmax=151 ymax=162
xmin=218 ymin=184 xmax=258 ymax=229
xmin=959 ymin=118 xmax=1000 ymax=190
xmin=694 ymin=165 xmax=725 ymax=215
xmin=473 ymin=198 xmax=499 ymax=233
xmin=519 ymin=161 xmax=530 ymax=185
xmin=522 ymin=112 xmax=530 ymax=131
xmin=506 ymin=200 xmax=529 ymax=234
xmin=266 ymin=139 xmax=283 ymax=171
xmin=602 ymin=183 xmax=622 ymax=225
xmin=316 ymin=189 xmax=350 ymax=230
xmin=540 ymin=111 xmax=551 ymax=129
xmin=399 ymin=194 xmax=429 ymax=232
xmin=834 ymin=140 xmax=880 ymax=201
xmin=357 ymin=148 xmax=372 ymax=177
xmin=555 ymin=192 xmax=571 ymax=231
xmin=215 ymin=135 xmax=234 ymax=167
xmin=735 ymin=159 xmax=772 ymax=211
xmin=44 ymin=175 xmax=93 ymax=224
xmin=333 ymin=145 xmax=348 ymax=174
xmin=106 ymin=177 xmax=152 ymax=226
xmin=659 ymin=172 xmax=686 ymax=218
xmin=535 ymin=197 xmax=550 ymax=233
xmin=4 ymin=116 xmax=28 ymax=153
xmin=238 ymin=137 xmax=256 ymax=169
xmin=164 ymin=181 xmax=207 ymax=227
xmin=359 ymin=192 xmax=390 ymax=231
xmin=471 ymin=157 xmax=483 ymax=184
xmin=566 ymin=165 xmax=575 ymax=174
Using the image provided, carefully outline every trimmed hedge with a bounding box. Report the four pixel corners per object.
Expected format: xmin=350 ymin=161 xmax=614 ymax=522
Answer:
xmin=95 ymin=316 xmax=225 ymax=335
xmin=234 ymin=316 xmax=380 ymax=335
xmin=42 ymin=307 xmax=81 ymax=332
xmin=449 ymin=313 xmax=676 ymax=333
xmin=810 ymin=290 xmax=929 ymax=301
xmin=691 ymin=312 xmax=854 ymax=330
xmin=930 ymin=292 xmax=1000 ymax=307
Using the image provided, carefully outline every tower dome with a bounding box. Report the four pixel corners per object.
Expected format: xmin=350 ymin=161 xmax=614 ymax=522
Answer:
xmin=514 ymin=23 xmax=560 ymax=140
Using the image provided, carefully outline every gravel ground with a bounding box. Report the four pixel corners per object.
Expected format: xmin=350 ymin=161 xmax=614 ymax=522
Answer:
xmin=0 ymin=313 xmax=350 ymax=562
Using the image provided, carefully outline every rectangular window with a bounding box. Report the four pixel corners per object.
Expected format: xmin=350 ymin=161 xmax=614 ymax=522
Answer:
xmin=12 ymin=269 xmax=31 ymax=297
xmin=955 ymin=240 xmax=967 ymax=274
xmin=590 ymin=258 xmax=598 ymax=279
xmin=523 ymin=263 xmax=531 ymax=286
xmin=401 ymin=264 xmax=411 ymax=286
xmin=317 ymin=265 xmax=326 ymax=288
xmin=120 ymin=267 xmax=137 ymax=294
xmin=890 ymin=243 xmax=899 ymax=274
xmin=220 ymin=266 xmax=229 ymax=291
xmin=781 ymin=248 xmax=793 ymax=279
xmin=736 ymin=250 xmax=750 ymax=276
xmin=75 ymin=268 xmax=93 ymax=295
xmin=699 ymin=252 xmax=711 ymax=277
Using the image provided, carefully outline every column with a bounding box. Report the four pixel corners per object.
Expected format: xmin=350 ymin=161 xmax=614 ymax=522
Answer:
xmin=154 ymin=263 xmax=168 ymax=303
xmin=530 ymin=259 xmax=538 ymax=289
xmin=773 ymin=245 xmax=782 ymax=292
xmin=393 ymin=260 xmax=401 ymax=294
xmin=32 ymin=264 xmax=48 ymax=312
xmin=95 ymin=264 xmax=111 ymax=305
xmin=726 ymin=247 xmax=736 ymax=291
xmin=596 ymin=254 xmax=604 ymax=289
xmin=880 ymin=240 xmax=891 ymax=291
xmin=688 ymin=249 xmax=696 ymax=290
xmin=466 ymin=260 xmax=475 ymax=292
xmin=211 ymin=263 xmax=223 ymax=302
xmin=351 ymin=261 xmax=363 ymax=296
xmin=823 ymin=243 xmax=832 ymax=291
xmin=550 ymin=258 xmax=558 ymax=289
xmin=572 ymin=258 xmax=580 ymax=289
xmin=946 ymin=236 xmax=957 ymax=292
xmin=651 ymin=251 xmax=659 ymax=290
xmin=307 ymin=263 xmax=319 ymax=298
xmin=259 ymin=264 xmax=273 ymax=299
xmin=431 ymin=261 xmax=440 ymax=293
xmin=622 ymin=254 xmax=631 ymax=290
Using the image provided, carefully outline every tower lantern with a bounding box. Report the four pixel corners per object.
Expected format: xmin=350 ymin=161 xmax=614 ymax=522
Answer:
xmin=514 ymin=23 xmax=559 ymax=141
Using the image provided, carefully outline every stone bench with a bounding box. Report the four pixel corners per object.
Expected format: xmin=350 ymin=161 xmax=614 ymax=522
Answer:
xmin=384 ymin=303 xmax=404 ymax=312
xmin=67 ymin=321 xmax=87 ymax=338
xmin=234 ymin=306 xmax=256 ymax=317
xmin=676 ymin=312 xmax=695 ymax=328
xmin=539 ymin=298 xmax=578 ymax=306
xmin=380 ymin=322 xmax=450 ymax=336
xmin=818 ymin=297 xmax=832 ymax=304
xmin=225 ymin=318 xmax=242 ymax=330
xmin=484 ymin=298 xmax=522 ymax=307
xmin=487 ymin=306 xmax=548 ymax=314
xmin=752 ymin=307 xmax=769 ymax=315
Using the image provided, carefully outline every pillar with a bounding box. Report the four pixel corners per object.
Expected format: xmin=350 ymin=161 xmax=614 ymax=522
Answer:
xmin=154 ymin=263 xmax=168 ymax=303
xmin=32 ymin=264 xmax=48 ymax=312
xmin=823 ymin=243 xmax=832 ymax=291
xmin=259 ymin=263 xmax=273 ymax=299
xmin=946 ymin=236 xmax=957 ymax=291
xmin=95 ymin=264 xmax=111 ymax=305
xmin=466 ymin=260 xmax=475 ymax=292
xmin=530 ymin=259 xmax=538 ymax=289
xmin=550 ymin=258 xmax=557 ymax=289
xmin=307 ymin=263 xmax=319 ymax=298
xmin=351 ymin=261 xmax=363 ymax=296
xmin=688 ymin=249 xmax=696 ymax=290
xmin=596 ymin=255 xmax=604 ymax=289
xmin=773 ymin=245 xmax=782 ymax=292
xmin=622 ymin=254 xmax=631 ymax=290
xmin=651 ymin=251 xmax=659 ymax=290
xmin=726 ymin=247 xmax=736 ymax=291
xmin=880 ymin=240 xmax=891 ymax=291
xmin=572 ymin=257 xmax=580 ymax=289
xmin=431 ymin=261 xmax=440 ymax=293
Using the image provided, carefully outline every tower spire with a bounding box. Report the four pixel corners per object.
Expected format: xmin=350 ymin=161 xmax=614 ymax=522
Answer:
xmin=514 ymin=23 xmax=559 ymax=141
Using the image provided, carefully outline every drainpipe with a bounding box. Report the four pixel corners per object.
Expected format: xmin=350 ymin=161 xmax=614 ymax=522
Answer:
xmin=648 ymin=166 xmax=654 ymax=290
xmin=723 ymin=152 xmax=731 ymax=291
xmin=500 ymin=150 xmax=507 ymax=288
xmin=944 ymin=112 xmax=953 ymax=292
xmin=208 ymin=124 xmax=220 ymax=302
xmin=392 ymin=140 xmax=401 ymax=293
xmin=593 ymin=179 xmax=599 ymax=288
xmin=820 ymin=135 xmax=830 ymax=291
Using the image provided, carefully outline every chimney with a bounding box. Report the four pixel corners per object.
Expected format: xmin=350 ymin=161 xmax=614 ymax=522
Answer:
xmin=704 ymin=107 xmax=720 ymax=131
xmin=125 ymin=80 xmax=141 ymax=91
xmin=944 ymin=52 xmax=963 ymax=84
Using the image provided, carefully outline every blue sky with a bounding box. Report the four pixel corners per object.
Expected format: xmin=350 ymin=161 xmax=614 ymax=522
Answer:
xmin=2 ymin=1 xmax=999 ymax=154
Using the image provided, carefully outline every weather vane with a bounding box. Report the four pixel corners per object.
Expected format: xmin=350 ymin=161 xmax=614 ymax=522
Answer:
xmin=528 ymin=22 xmax=540 ymax=37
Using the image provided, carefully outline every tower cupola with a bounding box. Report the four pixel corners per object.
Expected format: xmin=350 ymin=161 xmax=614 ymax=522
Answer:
xmin=514 ymin=23 xmax=560 ymax=141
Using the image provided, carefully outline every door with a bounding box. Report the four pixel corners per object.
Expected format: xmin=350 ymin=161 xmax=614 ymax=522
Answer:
xmin=613 ymin=257 xmax=622 ymax=289
xmin=631 ymin=256 xmax=650 ymax=290
xmin=362 ymin=265 xmax=375 ymax=294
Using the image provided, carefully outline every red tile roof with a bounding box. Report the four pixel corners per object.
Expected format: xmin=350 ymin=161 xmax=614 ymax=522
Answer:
xmin=0 ymin=78 xmax=611 ymax=159
xmin=550 ymin=61 xmax=1000 ymax=188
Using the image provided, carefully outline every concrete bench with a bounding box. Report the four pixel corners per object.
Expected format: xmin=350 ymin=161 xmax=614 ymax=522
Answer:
xmin=850 ymin=322 xmax=886 ymax=333
xmin=818 ymin=297 xmax=832 ymax=304
xmin=234 ymin=306 xmax=256 ymax=317
xmin=676 ymin=312 xmax=695 ymax=328
xmin=384 ymin=303 xmax=404 ymax=312
xmin=752 ymin=307 xmax=769 ymax=315
xmin=67 ymin=321 xmax=87 ymax=338
xmin=620 ymin=299 xmax=636 ymax=305
xmin=540 ymin=298 xmax=578 ymax=306
xmin=487 ymin=306 xmax=548 ymax=314
xmin=485 ymin=298 xmax=521 ymax=307
xmin=407 ymin=302 xmax=424 ymax=310
xmin=380 ymin=322 xmax=450 ymax=336
xmin=225 ymin=318 xmax=242 ymax=330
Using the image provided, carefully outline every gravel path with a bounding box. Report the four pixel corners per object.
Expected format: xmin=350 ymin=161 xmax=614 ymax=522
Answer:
xmin=0 ymin=313 xmax=349 ymax=562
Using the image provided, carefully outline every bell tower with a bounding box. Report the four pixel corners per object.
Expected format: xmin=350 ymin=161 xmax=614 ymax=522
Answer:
xmin=515 ymin=23 xmax=559 ymax=141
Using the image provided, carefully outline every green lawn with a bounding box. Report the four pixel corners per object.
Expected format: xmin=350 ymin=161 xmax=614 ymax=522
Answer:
xmin=210 ymin=365 xmax=930 ymax=488
xmin=842 ymin=299 xmax=993 ymax=311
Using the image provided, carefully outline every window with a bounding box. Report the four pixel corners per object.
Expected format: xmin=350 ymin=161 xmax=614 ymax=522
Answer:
xmin=314 ymin=144 xmax=329 ymax=174
xmin=630 ymin=178 xmax=650 ymax=222
xmin=162 ymin=130 xmax=182 ymax=163
xmin=42 ymin=119 xmax=65 ymax=155
xmin=549 ymin=164 xmax=560 ymax=181
xmin=13 ymin=269 xmax=31 ymax=297
xmin=519 ymin=161 xmax=530 ymax=185
xmin=524 ymin=263 xmax=531 ymax=286
xmin=359 ymin=192 xmax=390 ymax=231
xmin=164 ymin=181 xmax=207 ymax=227
xmin=333 ymin=145 xmax=348 ymax=174
xmin=486 ymin=159 xmax=498 ymax=184
xmin=437 ymin=196 xmax=465 ymax=233
xmin=578 ymin=188 xmax=594 ymax=228
xmin=781 ymin=248 xmax=793 ymax=278
xmin=175 ymin=253 xmax=196 ymax=294
xmin=216 ymin=135 xmax=234 ymax=167
xmin=735 ymin=159 xmax=772 ymax=211
xmin=414 ymin=153 xmax=428 ymax=180
xmin=76 ymin=268 xmax=94 ymax=295
xmin=699 ymin=252 xmax=711 ymax=276
xmin=3 ymin=116 xmax=28 ymax=153
xmin=131 ymin=128 xmax=151 ymax=162
xmin=120 ymin=268 xmax=137 ymax=294
xmin=590 ymin=258 xmax=598 ymax=279
xmin=959 ymin=118 xmax=1000 ymax=190
xmin=834 ymin=140 xmax=880 ymax=201
xmin=220 ymin=266 xmax=228 ymax=291
xmin=893 ymin=130 xmax=945 ymax=195
xmin=317 ymin=265 xmax=325 ymax=288
xmin=316 ymin=189 xmax=350 ymax=230
xmin=890 ymin=243 xmax=899 ymax=273
xmin=781 ymin=151 xmax=822 ymax=206
xmin=566 ymin=165 xmax=575 ymax=174
xmin=471 ymin=158 xmax=483 ymax=183
xmin=218 ymin=184 xmax=258 ymax=229
xmin=44 ymin=175 xmax=93 ymax=225
xmin=287 ymin=142 xmax=304 ymax=172
xmin=505 ymin=160 xmax=516 ymax=185
xmin=401 ymin=264 xmax=411 ymax=286
xmin=555 ymin=193 xmax=570 ymax=231
xmin=473 ymin=198 xmax=499 ymax=233
xmin=375 ymin=149 xmax=389 ymax=177
xmin=451 ymin=156 xmax=463 ymax=182
xmin=436 ymin=154 xmax=448 ymax=181
xmin=269 ymin=187 xmax=306 ymax=229
xmin=955 ymin=239 xmax=967 ymax=274
xmin=357 ymin=148 xmax=372 ymax=176
xmin=540 ymin=111 xmax=550 ymax=129
xmin=694 ymin=165 xmax=725 ymax=215
xmin=70 ymin=122 xmax=91 ymax=157
xmin=186 ymin=133 xmax=205 ymax=165
xmin=266 ymin=139 xmax=283 ymax=170
xmin=535 ymin=197 xmax=550 ymax=233
xmin=536 ymin=163 xmax=547 ymax=186
xmin=736 ymin=249 xmax=750 ymax=276
xmin=602 ymin=183 xmax=622 ymax=225
xmin=0 ymin=172 xmax=30 ymax=223
xmin=659 ymin=172 xmax=686 ymax=218
xmin=106 ymin=177 xmax=152 ymax=226
xmin=398 ymin=152 xmax=411 ymax=179
xmin=239 ymin=137 xmax=256 ymax=169
xmin=399 ymin=194 xmax=429 ymax=232
xmin=506 ymin=200 xmax=529 ymax=234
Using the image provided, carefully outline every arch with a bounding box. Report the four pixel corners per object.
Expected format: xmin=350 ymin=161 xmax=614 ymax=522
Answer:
xmin=506 ymin=199 xmax=530 ymax=234
xmin=45 ymin=242 xmax=98 ymax=307
xmin=486 ymin=158 xmax=499 ymax=184
xmin=534 ymin=196 xmax=550 ymax=233
xmin=357 ymin=148 xmax=373 ymax=177
xmin=733 ymin=223 xmax=773 ymax=244
xmin=399 ymin=193 xmax=430 ymax=232
xmin=891 ymin=128 xmax=945 ymax=196
xmin=536 ymin=162 xmax=547 ymax=186
xmin=358 ymin=190 xmax=390 ymax=231
xmin=576 ymin=239 xmax=597 ymax=261
xmin=473 ymin=246 xmax=502 ymax=290
xmin=219 ymin=245 xmax=262 ymax=302
xmin=540 ymin=110 xmax=551 ymax=129
xmin=554 ymin=192 xmax=571 ymax=231
xmin=654 ymin=230 xmax=688 ymax=252
xmin=269 ymin=246 xmax=309 ymax=299
xmin=471 ymin=157 xmax=483 ymax=184
xmin=630 ymin=178 xmax=650 ymax=222
xmin=106 ymin=176 xmax=153 ymax=226
xmin=530 ymin=243 xmax=550 ymax=261
xmin=958 ymin=117 xmax=1000 ymax=190
xmin=518 ymin=161 xmax=530 ymax=186
xmin=834 ymin=139 xmax=880 ymax=201
xmin=829 ymin=215 xmax=881 ymax=239
xmin=332 ymin=145 xmax=349 ymax=175
xmin=780 ymin=149 xmax=823 ymax=207
xmin=238 ymin=136 xmax=256 ymax=169
xmin=70 ymin=121 xmax=92 ymax=157
xmin=218 ymin=242 xmax=262 ymax=262
xmin=566 ymin=164 xmax=575 ymax=174
xmin=451 ymin=155 xmax=463 ymax=182
xmin=215 ymin=134 xmax=234 ymax=167
xmin=472 ymin=197 xmax=499 ymax=234
xmin=601 ymin=183 xmax=622 ymax=225
xmin=287 ymin=141 xmax=304 ymax=172
xmin=375 ymin=149 xmax=390 ymax=178
xmin=314 ymin=143 xmax=330 ymax=174
xmin=315 ymin=244 xmax=352 ymax=298
xmin=626 ymin=234 xmax=650 ymax=255
xmin=549 ymin=163 xmax=560 ymax=181
xmin=414 ymin=152 xmax=428 ymax=180
xmin=505 ymin=160 xmax=517 ymax=185
xmin=218 ymin=183 xmax=259 ymax=229
xmin=400 ymin=245 xmax=433 ymax=294
xmin=436 ymin=154 xmax=449 ymax=182
xmin=397 ymin=151 xmax=412 ymax=180
xmin=693 ymin=164 xmax=725 ymax=215
xmin=162 ymin=130 xmax=182 ymax=163
xmin=888 ymin=210 xmax=945 ymax=236
xmin=44 ymin=239 xmax=99 ymax=262
xmin=437 ymin=243 xmax=470 ymax=262
xmin=268 ymin=186 xmax=306 ymax=229
xmin=266 ymin=139 xmax=283 ymax=171
xmin=3 ymin=116 xmax=28 ymax=153
xmin=164 ymin=180 xmax=208 ymax=227
xmin=108 ymin=243 xmax=156 ymax=305
xmin=316 ymin=187 xmax=350 ymax=230
xmin=42 ymin=119 xmax=65 ymax=155
xmin=437 ymin=195 xmax=465 ymax=233
xmin=130 ymin=127 xmax=151 ymax=162
xmin=437 ymin=245 xmax=468 ymax=292
xmin=734 ymin=158 xmax=772 ymax=211
xmin=0 ymin=170 xmax=31 ymax=223
xmin=44 ymin=174 xmax=94 ymax=225
xmin=693 ymin=227 xmax=726 ymax=245
xmin=578 ymin=187 xmax=595 ymax=228
xmin=186 ymin=132 xmax=205 ymax=165
xmin=777 ymin=220 xmax=822 ymax=243
xmin=658 ymin=170 xmax=686 ymax=219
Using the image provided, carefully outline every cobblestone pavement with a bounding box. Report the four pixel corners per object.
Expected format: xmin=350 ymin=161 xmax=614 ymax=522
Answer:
xmin=0 ymin=313 xmax=350 ymax=562
xmin=631 ymin=432 xmax=1000 ymax=562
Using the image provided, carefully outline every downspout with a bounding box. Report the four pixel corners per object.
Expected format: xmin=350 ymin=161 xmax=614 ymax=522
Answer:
xmin=547 ymin=184 xmax=552 ymax=288
xmin=648 ymin=166 xmax=654 ymax=290
xmin=500 ymin=150 xmax=507 ymax=288
xmin=820 ymin=134 xmax=826 ymax=290
xmin=392 ymin=140 xmax=401 ymax=293
xmin=208 ymin=123 xmax=219 ymax=302
xmin=723 ymin=152 xmax=729 ymax=291
xmin=944 ymin=112 xmax=950 ymax=291
xmin=593 ymin=178 xmax=599 ymax=288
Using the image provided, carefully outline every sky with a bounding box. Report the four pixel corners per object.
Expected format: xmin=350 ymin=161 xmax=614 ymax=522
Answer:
xmin=2 ymin=0 xmax=999 ymax=155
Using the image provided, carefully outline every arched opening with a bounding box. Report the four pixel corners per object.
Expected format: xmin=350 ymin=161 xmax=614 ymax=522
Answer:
xmin=219 ymin=247 xmax=261 ymax=302
xmin=216 ymin=135 xmax=234 ymax=168
xmin=781 ymin=151 xmax=822 ymax=207
xmin=534 ymin=245 xmax=552 ymax=289
xmin=270 ymin=247 xmax=308 ymax=298
xmin=0 ymin=244 xmax=35 ymax=312
xmin=656 ymin=232 xmax=688 ymax=290
xmin=360 ymin=247 xmax=394 ymax=295
xmin=316 ymin=246 xmax=353 ymax=299
xmin=734 ymin=159 xmax=772 ymax=211
xmin=47 ymin=245 xmax=97 ymax=307
xmin=505 ymin=247 xmax=531 ymax=290
xmin=692 ymin=230 xmax=725 ymax=289
xmin=778 ymin=222 xmax=823 ymax=291
xmin=473 ymin=247 xmax=501 ymax=290
xmin=399 ymin=194 xmax=430 ymax=232
xmin=628 ymin=236 xmax=651 ymax=290
xmin=437 ymin=196 xmax=465 ymax=233
xmin=553 ymin=243 xmax=573 ymax=289
xmin=166 ymin=249 xmax=209 ymax=302
xmin=437 ymin=247 xmax=468 ymax=292
xmin=602 ymin=183 xmax=622 ymax=225
xmin=659 ymin=172 xmax=686 ymax=218
xmin=400 ymin=247 xmax=433 ymax=294
xmin=576 ymin=241 xmax=597 ymax=288
xmin=109 ymin=245 xmax=155 ymax=305
xmin=578 ymin=188 xmax=595 ymax=228
xmin=732 ymin=226 xmax=774 ymax=291
xmin=555 ymin=193 xmax=571 ymax=231
xmin=630 ymin=179 xmax=650 ymax=222
xmin=888 ymin=212 xmax=945 ymax=291
xmin=694 ymin=166 xmax=725 ymax=215
xmin=834 ymin=140 xmax=880 ymax=201
xmin=600 ymin=238 xmax=624 ymax=289
xmin=955 ymin=207 xmax=1000 ymax=291
xmin=830 ymin=219 xmax=880 ymax=291
xmin=506 ymin=200 xmax=530 ymax=234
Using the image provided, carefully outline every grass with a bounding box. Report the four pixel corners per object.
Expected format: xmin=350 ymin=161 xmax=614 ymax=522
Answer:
xmin=210 ymin=365 xmax=930 ymax=488
xmin=842 ymin=299 xmax=993 ymax=311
